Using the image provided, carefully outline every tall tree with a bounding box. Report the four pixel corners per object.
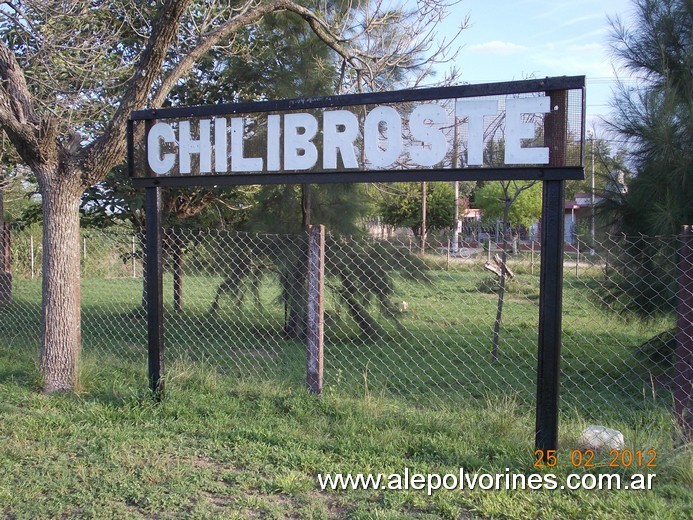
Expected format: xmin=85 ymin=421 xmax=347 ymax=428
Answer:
xmin=475 ymin=180 xmax=541 ymax=361
xmin=376 ymin=181 xmax=470 ymax=238
xmin=0 ymin=0 xmax=463 ymax=392
xmin=604 ymin=0 xmax=692 ymax=236
xmin=474 ymin=181 xmax=542 ymax=232
xmin=592 ymin=0 xmax=691 ymax=317
xmin=606 ymin=0 xmax=692 ymax=440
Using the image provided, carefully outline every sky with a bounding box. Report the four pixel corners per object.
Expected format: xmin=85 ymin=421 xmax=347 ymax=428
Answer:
xmin=431 ymin=0 xmax=637 ymax=129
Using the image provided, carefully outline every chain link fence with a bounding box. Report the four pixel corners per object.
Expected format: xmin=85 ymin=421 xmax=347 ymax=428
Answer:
xmin=1 ymin=226 xmax=690 ymax=445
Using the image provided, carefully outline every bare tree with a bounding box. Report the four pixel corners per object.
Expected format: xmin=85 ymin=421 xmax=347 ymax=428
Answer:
xmin=490 ymin=180 xmax=537 ymax=362
xmin=0 ymin=0 xmax=464 ymax=392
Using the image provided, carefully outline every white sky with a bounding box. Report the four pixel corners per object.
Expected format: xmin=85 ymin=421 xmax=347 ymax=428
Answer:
xmin=429 ymin=0 xmax=637 ymax=128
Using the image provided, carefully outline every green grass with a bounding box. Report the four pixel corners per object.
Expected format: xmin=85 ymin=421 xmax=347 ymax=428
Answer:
xmin=0 ymin=258 xmax=690 ymax=518
xmin=0 ymin=346 xmax=690 ymax=519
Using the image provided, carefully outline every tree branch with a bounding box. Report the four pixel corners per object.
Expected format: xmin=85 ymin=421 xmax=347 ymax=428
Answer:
xmin=81 ymin=0 xmax=193 ymax=185
xmin=0 ymin=40 xmax=58 ymax=172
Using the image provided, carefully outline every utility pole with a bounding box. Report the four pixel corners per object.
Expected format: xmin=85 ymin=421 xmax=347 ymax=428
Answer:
xmin=589 ymin=130 xmax=595 ymax=247
xmin=452 ymin=117 xmax=460 ymax=255
xmin=420 ymin=181 xmax=427 ymax=254
xmin=453 ymin=181 xmax=459 ymax=253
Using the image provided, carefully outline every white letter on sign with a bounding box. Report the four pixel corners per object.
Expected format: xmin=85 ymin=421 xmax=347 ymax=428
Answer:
xmin=147 ymin=122 xmax=177 ymax=175
xmin=364 ymin=106 xmax=402 ymax=168
xmin=214 ymin=118 xmax=228 ymax=173
xmin=284 ymin=113 xmax=318 ymax=170
xmin=409 ymin=104 xmax=448 ymax=167
xmin=179 ymin=120 xmax=211 ymax=174
xmin=456 ymin=100 xmax=498 ymax=166
xmin=231 ymin=117 xmax=263 ymax=172
xmin=323 ymin=110 xmax=359 ymax=169
xmin=505 ymin=97 xmax=550 ymax=164
xmin=267 ymin=115 xmax=281 ymax=171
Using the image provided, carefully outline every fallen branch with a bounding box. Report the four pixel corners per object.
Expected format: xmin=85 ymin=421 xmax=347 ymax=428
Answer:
xmin=484 ymin=254 xmax=515 ymax=280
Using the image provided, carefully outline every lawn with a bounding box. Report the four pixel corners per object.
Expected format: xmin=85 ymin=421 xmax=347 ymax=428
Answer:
xmin=0 ymin=254 xmax=690 ymax=518
xmin=0 ymin=346 xmax=691 ymax=519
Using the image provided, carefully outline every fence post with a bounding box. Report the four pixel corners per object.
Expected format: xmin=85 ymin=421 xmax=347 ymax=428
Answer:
xmin=306 ymin=224 xmax=325 ymax=395
xmin=146 ymin=186 xmax=164 ymax=399
xmin=2 ymin=222 xmax=9 ymax=273
xmin=0 ymin=222 xmax=11 ymax=304
xmin=674 ymin=225 xmax=693 ymax=441
xmin=446 ymin=239 xmax=450 ymax=270
xmin=30 ymin=235 xmax=35 ymax=279
xmin=531 ymin=240 xmax=535 ymax=275
xmin=131 ymin=235 xmax=136 ymax=278
xmin=172 ymin=233 xmax=184 ymax=311
xmin=575 ymin=239 xmax=580 ymax=278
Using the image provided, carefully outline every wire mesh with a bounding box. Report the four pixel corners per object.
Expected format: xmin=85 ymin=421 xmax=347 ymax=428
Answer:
xmin=1 ymin=227 xmax=689 ymax=446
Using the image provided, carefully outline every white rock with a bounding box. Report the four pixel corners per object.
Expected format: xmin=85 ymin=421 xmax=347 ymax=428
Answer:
xmin=578 ymin=425 xmax=625 ymax=452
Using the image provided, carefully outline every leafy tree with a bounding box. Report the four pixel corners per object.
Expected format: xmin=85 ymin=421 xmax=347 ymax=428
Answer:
xmin=605 ymin=0 xmax=692 ymax=235
xmin=566 ymin=133 xmax=630 ymax=203
xmin=377 ymin=181 xmax=470 ymax=238
xmin=474 ymin=181 xmax=542 ymax=231
xmin=0 ymin=0 xmax=462 ymax=392
xmin=246 ymin=182 xmax=375 ymax=338
xmin=474 ymin=177 xmax=542 ymax=362
xmin=594 ymin=0 xmax=692 ymax=319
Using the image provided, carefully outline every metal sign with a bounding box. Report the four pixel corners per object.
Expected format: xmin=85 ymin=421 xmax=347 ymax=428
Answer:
xmin=128 ymin=76 xmax=585 ymax=453
xmin=128 ymin=76 xmax=585 ymax=186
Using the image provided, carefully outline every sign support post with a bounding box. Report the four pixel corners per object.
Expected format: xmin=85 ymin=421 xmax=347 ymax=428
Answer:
xmin=535 ymin=90 xmax=568 ymax=451
xmin=146 ymin=185 xmax=165 ymax=399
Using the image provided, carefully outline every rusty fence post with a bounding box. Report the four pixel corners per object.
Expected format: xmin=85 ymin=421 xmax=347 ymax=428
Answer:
xmin=306 ymin=224 xmax=325 ymax=394
xmin=675 ymin=225 xmax=693 ymax=441
xmin=0 ymin=222 xmax=11 ymax=304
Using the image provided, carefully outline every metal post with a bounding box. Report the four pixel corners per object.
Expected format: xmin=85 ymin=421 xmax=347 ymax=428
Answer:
xmin=446 ymin=239 xmax=451 ymax=270
xmin=30 ymin=235 xmax=35 ymax=279
xmin=674 ymin=225 xmax=693 ymax=441
xmin=590 ymin=132 xmax=595 ymax=246
xmin=146 ymin=186 xmax=164 ymax=399
xmin=535 ymin=89 xmax=568 ymax=452
xmin=2 ymin=222 xmax=9 ymax=273
xmin=420 ymin=182 xmax=427 ymax=254
xmin=0 ymin=222 xmax=11 ymax=304
xmin=536 ymin=180 xmax=565 ymax=451
xmin=132 ymin=235 xmax=136 ymax=278
xmin=173 ymin=235 xmax=183 ymax=312
xmin=306 ymin=224 xmax=325 ymax=394
xmin=452 ymin=117 xmax=460 ymax=255
xmin=531 ymin=240 xmax=535 ymax=275
xmin=453 ymin=181 xmax=460 ymax=255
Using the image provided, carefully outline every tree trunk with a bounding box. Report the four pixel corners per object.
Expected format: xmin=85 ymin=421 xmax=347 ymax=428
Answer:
xmin=39 ymin=178 xmax=83 ymax=393
xmin=491 ymin=202 xmax=512 ymax=362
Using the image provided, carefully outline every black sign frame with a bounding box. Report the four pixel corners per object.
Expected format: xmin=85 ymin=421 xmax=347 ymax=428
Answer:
xmin=128 ymin=76 xmax=586 ymax=453
xmin=128 ymin=75 xmax=585 ymax=187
